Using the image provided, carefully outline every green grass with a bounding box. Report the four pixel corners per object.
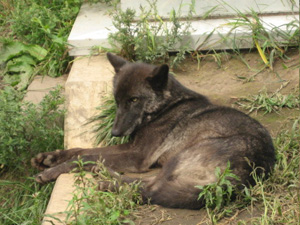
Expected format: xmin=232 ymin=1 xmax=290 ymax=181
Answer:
xmin=88 ymin=95 xmax=130 ymax=146
xmin=0 ymin=178 xmax=54 ymax=225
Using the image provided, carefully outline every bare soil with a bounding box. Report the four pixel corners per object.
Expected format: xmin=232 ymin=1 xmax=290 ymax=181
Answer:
xmin=131 ymin=49 xmax=299 ymax=225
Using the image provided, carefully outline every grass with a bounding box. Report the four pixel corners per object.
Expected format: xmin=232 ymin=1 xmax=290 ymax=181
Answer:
xmin=0 ymin=178 xmax=54 ymax=225
xmin=88 ymin=95 xmax=129 ymax=146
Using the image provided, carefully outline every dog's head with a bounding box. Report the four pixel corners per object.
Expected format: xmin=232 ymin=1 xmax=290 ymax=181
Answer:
xmin=107 ymin=52 xmax=171 ymax=137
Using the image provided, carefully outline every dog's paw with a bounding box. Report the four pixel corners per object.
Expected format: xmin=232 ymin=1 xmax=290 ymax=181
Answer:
xmin=34 ymin=167 xmax=62 ymax=184
xmin=31 ymin=150 xmax=63 ymax=170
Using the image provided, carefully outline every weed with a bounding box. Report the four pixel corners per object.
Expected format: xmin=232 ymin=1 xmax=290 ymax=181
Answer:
xmin=106 ymin=0 xmax=194 ymax=68
xmin=88 ymin=95 xmax=130 ymax=146
xmin=235 ymin=88 xmax=300 ymax=114
xmin=66 ymin=158 xmax=141 ymax=224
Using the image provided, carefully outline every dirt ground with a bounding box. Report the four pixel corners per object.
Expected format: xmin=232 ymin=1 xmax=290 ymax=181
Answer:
xmin=131 ymin=48 xmax=299 ymax=225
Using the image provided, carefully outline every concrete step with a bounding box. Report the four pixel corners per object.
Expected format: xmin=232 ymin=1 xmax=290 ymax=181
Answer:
xmin=43 ymin=55 xmax=113 ymax=224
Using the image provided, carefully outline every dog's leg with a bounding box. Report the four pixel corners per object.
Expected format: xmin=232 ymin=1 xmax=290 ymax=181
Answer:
xmin=34 ymin=148 xmax=148 ymax=184
xmin=34 ymin=154 xmax=100 ymax=184
xmin=31 ymin=148 xmax=86 ymax=171
xmin=31 ymin=144 xmax=132 ymax=171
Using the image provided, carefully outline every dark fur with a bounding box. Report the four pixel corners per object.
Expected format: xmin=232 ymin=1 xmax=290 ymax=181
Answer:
xmin=31 ymin=53 xmax=275 ymax=209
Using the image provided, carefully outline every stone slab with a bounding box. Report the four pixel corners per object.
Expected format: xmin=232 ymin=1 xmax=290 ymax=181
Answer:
xmin=43 ymin=55 xmax=113 ymax=224
xmin=64 ymin=55 xmax=114 ymax=149
xmin=24 ymin=75 xmax=68 ymax=104
xmin=42 ymin=174 xmax=77 ymax=225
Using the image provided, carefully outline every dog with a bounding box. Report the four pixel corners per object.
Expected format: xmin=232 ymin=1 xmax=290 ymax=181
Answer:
xmin=31 ymin=53 xmax=275 ymax=209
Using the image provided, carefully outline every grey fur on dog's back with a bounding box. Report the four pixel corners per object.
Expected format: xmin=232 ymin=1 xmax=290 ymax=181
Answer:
xmin=32 ymin=53 xmax=275 ymax=209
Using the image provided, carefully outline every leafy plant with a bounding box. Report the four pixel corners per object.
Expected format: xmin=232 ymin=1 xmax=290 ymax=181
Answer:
xmin=0 ymin=86 xmax=65 ymax=173
xmin=1 ymin=1 xmax=84 ymax=79
xmin=66 ymin=158 xmax=141 ymax=225
xmin=88 ymin=95 xmax=129 ymax=146
xmin=0 ymin=40 xmax=48 ymax=90
xmin=107 ymin=0 xmax=195 ymax=68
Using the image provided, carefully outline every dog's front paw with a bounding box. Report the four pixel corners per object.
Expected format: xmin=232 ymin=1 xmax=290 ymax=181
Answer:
xmin=31 ymin=150 xmax=63 ymax=171
xmin=34 ymin=167 xmax=62 ymax=184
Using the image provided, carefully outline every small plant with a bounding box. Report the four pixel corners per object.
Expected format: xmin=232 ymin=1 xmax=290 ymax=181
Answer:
xmin=88 ymin=95 xmax=129 ymax=146
xmin=66 ymin=158 xmax=141 ymax=224
xmin=196 ymin=162 xmax=240 ymax=224
xmin=106 ymin=0 xmax=194 ymax=68
xmin=236 ymin=89 xmax=300 ymax=114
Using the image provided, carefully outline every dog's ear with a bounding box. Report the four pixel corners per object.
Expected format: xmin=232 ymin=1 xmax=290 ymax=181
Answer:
xmin=147 ymin=64 xmax=169 ymax=91
xmin=107 ymin=52 xmax=127 ymax=73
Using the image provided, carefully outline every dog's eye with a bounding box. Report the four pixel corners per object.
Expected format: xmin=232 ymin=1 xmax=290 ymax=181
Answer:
xmin=129 ymin=97 xmax=138 ymax=103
